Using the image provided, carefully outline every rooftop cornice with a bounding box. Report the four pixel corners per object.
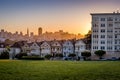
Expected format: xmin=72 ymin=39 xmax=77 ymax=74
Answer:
xmin=90 ymin=13 xmax=120 ymax=15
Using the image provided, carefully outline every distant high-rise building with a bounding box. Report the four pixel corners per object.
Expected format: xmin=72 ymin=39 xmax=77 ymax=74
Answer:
xmin=20 ymin=31 xmax=23 ymax=36
xmin=91 ymin=12 xmax=120 ymax=58
xmin=30 ymin=32 xmax=34 ymax=37
xmin=27 ymin=28 xmax=29 ymax=36
xmin=38 ymin=27 xmax=42 ymax=36
xmin=1 ymin=29 xmax=4 ymax=32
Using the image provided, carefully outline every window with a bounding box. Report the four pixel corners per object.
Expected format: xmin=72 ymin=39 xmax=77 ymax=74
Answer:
xmin=101 ymin=41 xmax=105 ymax=44
xmin=101 ymin=29 xmax=105 ymax=33
xmin=101 ymin=46 xmax=105 ymax=50
xmin=115 ymin=46 xmax=117 ymax=50
xmin=101 ymin=35 xmax=105 ymax=38
xmin=93 ymin=35 xmax=98 ymax=38
xmin=107 ymin=35 xmax=112 ymax=38
xmin=115 ymin=35 xmax=117 ymax=38
xmin=93 ymin=40 xmax=98 ymax=44
xmin=93 ymin=24 xmax=98 ymax=27
xmin=101 ymin=18 xmax=105 ymax=21
xmin=115 ymin=18 xmax=118 ymax=21
xmin=115 ymin=40 xmax=117 ymax=44
xmin=107 ymin=46 xmax=112 ymax=50
xmin=107 ymin=30 xmax=113 ymax=33
xmin=93 ymin=30 xmax=98 ymax=33
xmin=108 ymin=23 xmax=113 ymax=27
xmin=101 ymin=24 xmax=105 ymax=27
xmin=107 ymin=41 xmax=112 ymax=44
xmin=107 ymin=17 xmax=113 ymax=21
xmin=93 ymin=46 xmax=98 ymax=49
xmin=93 ymin=17 xmax=99 ymax=21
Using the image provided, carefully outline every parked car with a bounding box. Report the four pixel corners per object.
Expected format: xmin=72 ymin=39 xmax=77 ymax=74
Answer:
xmin=111 ymin=57 xmax=118 ymax=61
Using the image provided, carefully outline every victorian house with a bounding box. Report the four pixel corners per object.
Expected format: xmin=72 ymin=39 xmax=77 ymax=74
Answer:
xmin=0 ymin=43 xmax=9 ymax=54
xmin=22 ymin=42 xmax=32 ymax=55
xmin=29 ymin=42 xmax=41 ymax=56
xmin=10 ymin=41 xmax=25 ymax=59
xmin=51 ymin=40 xmax=62 ymax=56
xmin=62 ymin=40 xmax=74 ymax=57
xmin=40 ymin=41 xmax=51 ymax=57
xmin=75 ymin=40 xmax=86 ymax=57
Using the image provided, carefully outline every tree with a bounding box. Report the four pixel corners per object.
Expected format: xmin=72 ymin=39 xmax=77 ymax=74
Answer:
xmin=45 ymin=54 xmax=52 ymax=60
xmin=0 ymin=51 xmax=9 ymax=59
xmin=83 ymin=30 xmax=91 ymax=50
xmin=94 ymin=50 xmax=106 ymax=59
xmin=81 ymin=51 xmax=91 ymax=60
xmin=15 ymin=52 xmax=27 ymax=59
xmin=5 ymin=39 xmax=15 ymax=45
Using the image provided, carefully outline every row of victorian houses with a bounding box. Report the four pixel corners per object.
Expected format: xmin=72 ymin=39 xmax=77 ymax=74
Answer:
xmin=0 ymin=39 xmax=86 ymax=59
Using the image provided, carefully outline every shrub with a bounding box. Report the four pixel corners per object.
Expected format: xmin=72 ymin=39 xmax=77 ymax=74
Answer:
xmin=15 ymin=52 xmax=27 ymax=59
xmin=55 ymin=53 xmax=63 ymax=57
xmin=0 ymin=51 xmax=9 ymax=59
xmin=68 ymin=53 xmax=76 ymax=57
xmin=94 ymin=50 xmax=106 ymax=59
xmin=45 ymin=54 xmax=52 ymax=60
xmin=22 ymin=56 xmax=44 ymax=60
xmin=81 ymin=51 xmax=91 ymax=60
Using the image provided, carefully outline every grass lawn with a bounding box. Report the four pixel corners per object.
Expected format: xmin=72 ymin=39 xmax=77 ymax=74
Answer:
xmin=0 ymin=60 xmax=120 ymax=80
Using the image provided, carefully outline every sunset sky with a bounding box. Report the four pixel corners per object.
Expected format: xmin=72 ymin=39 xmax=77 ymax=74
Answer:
xmin=0 ymin=0 xmax=120 ymax=35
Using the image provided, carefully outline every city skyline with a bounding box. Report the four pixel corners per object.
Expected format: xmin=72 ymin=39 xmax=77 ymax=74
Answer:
xmin=0 ymin=0 xmax=120 ymax=35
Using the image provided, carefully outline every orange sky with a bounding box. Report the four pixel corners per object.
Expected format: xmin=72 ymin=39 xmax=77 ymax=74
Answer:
xmin=0 ymin=0 xmax=119 ymax=35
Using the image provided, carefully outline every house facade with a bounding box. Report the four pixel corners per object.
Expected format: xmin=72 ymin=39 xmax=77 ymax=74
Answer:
xmin=40 ymin=41 xmax=51 ymax=57
xmin=0 ymin=43 xmax=8 ymax=54
xmin=63 ymin=40 xmax=74 ymax=57
xmin=22 ymin=43 xmax=32 ymax=55
xmin=51 ymin=40 xmax=62 ymax=56
xmin=29 ymin=42 xmax=41 ymax=56
xmin=75 ymin=40 xmax=86 ymax=57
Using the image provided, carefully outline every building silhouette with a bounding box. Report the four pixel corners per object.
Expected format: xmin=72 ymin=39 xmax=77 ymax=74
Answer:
xmin=38 ymin=27 xmax=42 ymax=36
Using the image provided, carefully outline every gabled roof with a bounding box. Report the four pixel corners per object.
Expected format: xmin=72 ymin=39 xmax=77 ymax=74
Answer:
xmin=11 ymin=41 xmax=25 ymax=48
xmin=41 ymin=41 xmax=51 ymax=46
xmin=27 ymin=43 xmax=33 ymax=47
xmin=36 ymin=42 xmax=42 ymax=46
xmin=75 ymin=39 xmax=85 ymax=45
xmin=50 ymin=40 xmax=63 ymax=46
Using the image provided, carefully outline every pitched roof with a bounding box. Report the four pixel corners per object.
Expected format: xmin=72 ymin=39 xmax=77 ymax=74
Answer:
xmin=11 ymin=41 xmax=25 ymax=48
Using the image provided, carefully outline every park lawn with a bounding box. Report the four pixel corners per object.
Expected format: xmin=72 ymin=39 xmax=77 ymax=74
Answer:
xmin=0 ymin=60 xmax=120 ymax=80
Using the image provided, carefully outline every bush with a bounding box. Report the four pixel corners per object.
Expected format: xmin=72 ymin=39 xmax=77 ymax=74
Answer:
xmin=81 ymin=51 xmax=91 ymax=60
xmin=45 ymin=54 xmax=52 ymax=60
xmin=68 ymin=54 xmax=76 ymax=57
xmin=0 ymin=51 xmax=9 ymax=59
xmin=55 ymin=53 xmax=63 ymax=57
xmin=15 ymin=53 xmax=27 ymax=59
xmin=21 ymin=56 xmax=44 ymax=60
xmin=94 ymin=50 xmax=106 ymax=59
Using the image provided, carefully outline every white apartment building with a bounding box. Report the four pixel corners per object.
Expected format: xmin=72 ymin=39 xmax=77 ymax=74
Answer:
xmin=91 ymin=12 xmax=120 ymax=58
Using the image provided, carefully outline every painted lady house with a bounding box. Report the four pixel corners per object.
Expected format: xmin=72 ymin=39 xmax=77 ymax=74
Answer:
xmin=62 ymin=40 xmax=74 ymax=57
xmin=75 ymin=40 xmax=86 ymax=58
xmin=40 ymin=41 xmax=51 ymax=57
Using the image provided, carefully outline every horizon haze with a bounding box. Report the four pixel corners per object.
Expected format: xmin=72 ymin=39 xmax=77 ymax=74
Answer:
xmin=0 ymin=0 xmax=120 ymax=35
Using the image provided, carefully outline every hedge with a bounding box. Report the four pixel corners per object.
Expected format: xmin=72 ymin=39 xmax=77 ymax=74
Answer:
xmin=21 ymin=56 xmax=44 ymax=60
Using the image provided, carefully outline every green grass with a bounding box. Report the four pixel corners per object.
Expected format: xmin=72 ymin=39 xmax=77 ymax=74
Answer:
xmin=0 ymin=60 xmax=120 ymax=80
